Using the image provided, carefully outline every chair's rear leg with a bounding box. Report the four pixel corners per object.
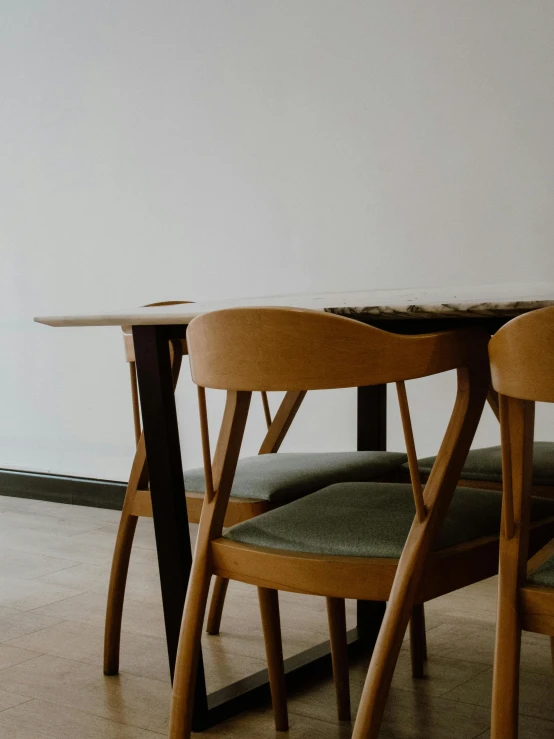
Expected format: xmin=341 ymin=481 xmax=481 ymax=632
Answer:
xmin=258 ymin=587 xmax=288 ymax=731
xmin=409 ymin=603 xmax=427 ymax=678
xmin=326 ymin=597 xmax=351 ymax=721
xmin=550 ymin=637 xmax=554 ymax=675
xmin=490 ymin=597 xmax=522 ymax=739
xmin=104 ymin=508 xmax=138 ymax=675
xmin=206 ymin=576 xmax=229 ymax=635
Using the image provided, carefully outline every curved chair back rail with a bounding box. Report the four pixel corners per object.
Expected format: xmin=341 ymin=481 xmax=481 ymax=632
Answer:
xmin=187 ymin=306 xmax=489 ymax=391
xmin=489 ymin=306 xmax=554 ymax=403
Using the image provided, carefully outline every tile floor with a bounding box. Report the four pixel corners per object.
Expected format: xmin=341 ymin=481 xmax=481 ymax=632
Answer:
xmin=0 ymin=494 xmax=552 ymax=738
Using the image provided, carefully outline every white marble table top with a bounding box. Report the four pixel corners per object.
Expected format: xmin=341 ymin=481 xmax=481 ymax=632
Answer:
xmin=35 ymin=282 xmax=554 ymax=328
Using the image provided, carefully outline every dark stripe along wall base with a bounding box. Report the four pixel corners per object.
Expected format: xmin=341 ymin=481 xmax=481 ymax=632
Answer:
xmin=0 ymin=469 xmax=126 ymax=510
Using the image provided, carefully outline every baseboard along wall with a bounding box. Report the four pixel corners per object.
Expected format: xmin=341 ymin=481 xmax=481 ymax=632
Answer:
xmin=0 ymin=468 xmax=126 ymax=510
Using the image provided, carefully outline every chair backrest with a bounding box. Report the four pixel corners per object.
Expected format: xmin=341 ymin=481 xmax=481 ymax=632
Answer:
xmin=187 ymin=308 xmax=488 ymax=391
xmin=489 ymin=306 xmax=554 ymax=403
xmin=187 ymin=307 xmax=489 ymax=390
xmin=489 ymin=307 xmax=554 ymax=541
xmin=187 ymin=307 xmax=491 ymax=537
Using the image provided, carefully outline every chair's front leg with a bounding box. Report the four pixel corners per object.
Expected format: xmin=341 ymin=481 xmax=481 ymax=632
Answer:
xmin=352 ymin=520 xmax=429 ymax=738
xmin=352 ymin=364 xmax=489 ymax=738
xmin=104 ymin=506 xmax=138 ymax=675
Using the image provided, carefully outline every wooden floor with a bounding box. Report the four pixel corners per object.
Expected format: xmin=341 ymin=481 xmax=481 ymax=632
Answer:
xmin=0 ymin=495 xmax=552 ymax=738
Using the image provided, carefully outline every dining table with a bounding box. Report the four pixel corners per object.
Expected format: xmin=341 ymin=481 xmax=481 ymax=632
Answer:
xmin=35 ymin=282 xmax=554 ymax=730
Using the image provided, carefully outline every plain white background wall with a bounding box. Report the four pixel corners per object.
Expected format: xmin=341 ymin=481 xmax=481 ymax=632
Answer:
xmin=1 ymin=1 xmax=553 ymax=481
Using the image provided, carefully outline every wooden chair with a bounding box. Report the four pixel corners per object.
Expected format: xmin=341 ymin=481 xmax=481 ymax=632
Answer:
xmin=167 ymin=307 xmax=554 ymax=738
xmin=412 ymin=442 xmax=554 ymax=500
xmin=405 ymin=388 xmax=554 ymax=504
xmin=104 ymin=303 xmax=410 ymax=677
xmin=489 ymin=306 xmax=554 ymax=738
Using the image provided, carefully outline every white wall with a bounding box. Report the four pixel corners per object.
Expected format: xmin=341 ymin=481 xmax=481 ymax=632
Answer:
xmin=1 ymin=1 xmax=553 ymax=481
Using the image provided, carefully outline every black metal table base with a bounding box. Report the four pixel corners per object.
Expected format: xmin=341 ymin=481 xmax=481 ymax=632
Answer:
xmin=198 ymin=625 xmax=377 ymax=730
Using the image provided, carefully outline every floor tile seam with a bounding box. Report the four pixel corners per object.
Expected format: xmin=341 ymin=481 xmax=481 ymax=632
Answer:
xmin=437 ymin=677 xmax=554 ymax=722
xmin=425 ymin=662 xmax=493 ymax=700
xmin=0 ymin=639 xmax=172 ymax=683
xmin=0 ymin=695 xmax=167 ymax=735
xmin=0 ymin=695 xmax=34 ymax=713
xmin=29 ymin=562 xmax=89 ymax=581
xmin=0 ymin=658 xmax=172 ymax=733
xmin=2 ymin=587 xmax=90 ymax=612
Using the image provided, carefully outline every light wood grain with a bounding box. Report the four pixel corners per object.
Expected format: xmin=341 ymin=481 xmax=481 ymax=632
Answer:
xmin=489 ymin=306 xmax=554 ymax=402
xmin=186 ymin=307 xmax=488 ymax=391
xmin=489 ymin=307 xmax=554 ymax=739
xmin=258 ymin=587 xmax=289 ymax=731
xmin=396 ymin=381 xmax=426 ymax=523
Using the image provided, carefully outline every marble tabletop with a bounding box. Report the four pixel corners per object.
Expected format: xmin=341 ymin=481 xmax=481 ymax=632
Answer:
xmin=35 ymin=282 xmax=554 ymax=328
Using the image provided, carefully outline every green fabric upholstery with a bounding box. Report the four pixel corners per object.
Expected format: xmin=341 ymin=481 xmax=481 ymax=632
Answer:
xmin=224 ymin=482 xmax=554 ymax=558
xmin=528 ymin=555 xmax=554 ymax=588
xmin=184 ymin=451 xmax=407 ymax=504
xmin=412 ymin=442 xmax=554 ymax=486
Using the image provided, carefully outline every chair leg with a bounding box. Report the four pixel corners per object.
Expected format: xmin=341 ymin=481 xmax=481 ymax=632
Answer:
xmin=104 ymin=507 xmax=138 ymax=675
xmin=550 ymin=637 xmax=554 ymax=675
xmin=168 ymin=558 xmax=213 ymax=739
xmin=105 ymin=433 xmax=149 ymax=676
xmin=206 ymin=576 xmax=229 ymax=635
xmin=351 ymin=547 xmax=437 ymax=736
xmin=326 ymin=597 xmax=351 ymax=721
xmin=409 ymin=603 xmax=427 ymax=678
xmin=490 ymin=602 xmax=522 ymax=739
xmin=258 ymin=587 xmax=288 ymax=732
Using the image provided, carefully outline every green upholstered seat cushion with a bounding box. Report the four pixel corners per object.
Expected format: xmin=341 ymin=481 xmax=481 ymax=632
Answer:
xmin=413 ymin=442 xmax=554 ymax=486
xmin=223 ymin=482 xmax=554 ymax=559
xmin=529 ymin=555 xmax=554 ymax=588
xmin=184 ymin=452 xmax=407 ymax=504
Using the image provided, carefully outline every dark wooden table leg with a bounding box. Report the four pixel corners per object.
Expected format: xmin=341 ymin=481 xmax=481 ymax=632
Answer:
xmin=133 ymin=325 xmax=209 ymax=730
xmin=356 ymin=385 xmax=387 ymax=647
